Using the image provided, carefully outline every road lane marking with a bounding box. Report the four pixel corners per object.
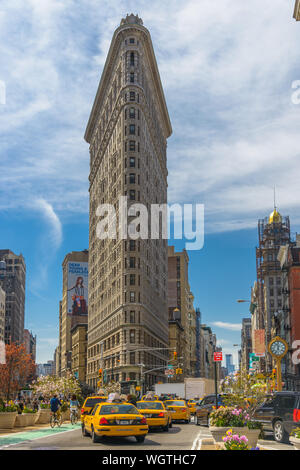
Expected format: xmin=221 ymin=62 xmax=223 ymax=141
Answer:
xmin=0 ymin=424 xmax=81 ymax=449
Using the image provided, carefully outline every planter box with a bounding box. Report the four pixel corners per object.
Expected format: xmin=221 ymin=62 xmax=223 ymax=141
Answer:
xmin=209 ymin=426 xmax=261 ymax=449
xmin=24 ymin=413 xmax=37 ymax=426
xmin=290 ymin=436 xmax=300 ymax=450
xmin=35 ymin=409 xmax=51 ymax=424
xmin=14 ymin=414 xmax=28 ymax=427
xmin=0 ymin=412 xmax=17 ymax=429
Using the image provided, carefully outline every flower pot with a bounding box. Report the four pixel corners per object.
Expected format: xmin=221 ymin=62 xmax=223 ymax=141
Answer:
xmin=209 ymin=426 xmax=261 ymax=449
xmin=14 ymin=414 xmax=28 ymax=427
xmin=24 ymin=413 xmax=37 ymax=426
xmin=35 ymin=409 xmax=51 ymax=424
xmin=290 ymin=436 xmax=300 ymax=450
xmin=0 ymin=412 xmax=17 ymax=429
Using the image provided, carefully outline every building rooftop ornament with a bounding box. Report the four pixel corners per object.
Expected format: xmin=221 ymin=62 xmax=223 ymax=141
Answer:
xmin=268 ymin=208 xmax=282 ymax=224
xmin=120 ymin=13 xmax=143 ymax=26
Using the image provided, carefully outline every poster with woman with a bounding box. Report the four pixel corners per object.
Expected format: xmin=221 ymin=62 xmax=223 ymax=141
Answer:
xmin=67 ymin=262 xmax=88 ymax=316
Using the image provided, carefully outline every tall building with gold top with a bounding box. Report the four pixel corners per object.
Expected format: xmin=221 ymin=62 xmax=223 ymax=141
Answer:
xmin=294 ymin=0 xmax=300 ymax=20
xmin=85 ymin=14 xmax=172 ymax=393
xmin=256 ymin=207 xmax=290 ymax=372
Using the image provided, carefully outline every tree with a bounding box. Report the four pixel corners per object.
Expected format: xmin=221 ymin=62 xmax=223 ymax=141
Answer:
xmin=220 ymin=369 xmax=276 ymax=418
xmin=31 ymin=371 xmax=81 ymax=400
xmin=0 ymin=343 xmax=36 ymax=401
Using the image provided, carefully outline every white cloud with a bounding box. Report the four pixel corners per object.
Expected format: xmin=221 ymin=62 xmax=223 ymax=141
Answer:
xmin=0 ymin=0 xmax=299 ymax=233
xmin=212 ymin=321 xmax=242 ymax=331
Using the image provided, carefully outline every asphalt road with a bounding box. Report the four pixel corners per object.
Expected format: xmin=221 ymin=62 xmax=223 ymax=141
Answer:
xmin=0 ymin=418 xmax=294 ymax=450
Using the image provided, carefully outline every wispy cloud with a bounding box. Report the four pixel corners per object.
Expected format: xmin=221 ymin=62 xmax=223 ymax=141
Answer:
xmin=32 ymin=198 xmax=63 ymax=249
xmin=212 ymin=321 xmax=242 ymax=331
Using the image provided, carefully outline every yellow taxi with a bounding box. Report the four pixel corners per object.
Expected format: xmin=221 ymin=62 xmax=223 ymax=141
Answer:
xmin=136 ymin=400 xmax=172 ymax=431
xmin=164 ymin=399 xmax=191 ymax=423
xmin=187 ymin=400 xmax=197 ymax=415
xmin=80 ymin=396 xmax=108 ymax=423
xmin=82 ymin=402 xmax=148 ymax=443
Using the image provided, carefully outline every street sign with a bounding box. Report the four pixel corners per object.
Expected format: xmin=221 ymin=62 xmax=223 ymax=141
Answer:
xmin=213 ymin=352 xmax=223 ymax=362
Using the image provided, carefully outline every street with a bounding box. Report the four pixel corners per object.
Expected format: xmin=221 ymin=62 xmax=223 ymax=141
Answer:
xmin=0 ymin=418 xmax=294 ymax=450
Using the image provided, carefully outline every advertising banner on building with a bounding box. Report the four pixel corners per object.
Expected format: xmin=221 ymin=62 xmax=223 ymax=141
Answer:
xmin=67 ymin=262 xmax=88 ymax=316
xmin=254 ymin=329 xmax=265 ymax=357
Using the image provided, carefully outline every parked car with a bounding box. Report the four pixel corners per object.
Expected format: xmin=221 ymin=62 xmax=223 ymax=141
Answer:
xmin=253 ymin=391 xmax=300 ymax=443
xmin=82 ymin=402 xmax=148 ymax=443
xmin=195 ymin=394 xmax=225 ymax=426
xmin=136 ymin=400 xmax=172 ymax=431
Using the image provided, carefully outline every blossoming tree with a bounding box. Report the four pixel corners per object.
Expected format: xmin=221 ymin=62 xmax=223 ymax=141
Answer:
xmin=32 ymin=371 xmax=81 ymax=400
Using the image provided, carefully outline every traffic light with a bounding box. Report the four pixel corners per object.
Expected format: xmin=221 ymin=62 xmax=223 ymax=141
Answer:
xmin=98 ymin=369 xmax=103 ymax=384
xmin=173 ymin=351 xmax=177 ymax=360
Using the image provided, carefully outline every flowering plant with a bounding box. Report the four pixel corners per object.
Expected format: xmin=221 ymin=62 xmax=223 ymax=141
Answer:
xmin=222 ymin=429 xmax=249 ymax=450
xmin=40 ymin=402 xmax=51 ymax=409
xmin=210 ymin=407 xmax=250 ymax=427
xmin=23 ymin=406 xmax=36 ymax=413
xmin=0 ymin=400 xmax=18 ymax=412
xmin=290 ymin=427 xmax=300 ymax=439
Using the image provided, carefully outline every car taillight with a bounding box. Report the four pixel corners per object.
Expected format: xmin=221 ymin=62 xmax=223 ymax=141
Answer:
xmin=81 ymin=408 xmax=84 ymax=414
xmin=293 ymin=409 xmax=300 ymax=422
xmin=140 ymin=417 xmax=147 ymax=424
xmin=181 ymin=408 xmax=187 ymax=412
xmin=158 ymin=412 xmax=164 ymax=418
xmin=99 ymin=417 xmax=109 ymax=425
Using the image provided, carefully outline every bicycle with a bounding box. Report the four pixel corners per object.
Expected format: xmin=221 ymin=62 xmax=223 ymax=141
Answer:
xmin=70 ymin=407 xmax=78 ymax=425
xmin=50 ymin=410 xmax=62 ymax=428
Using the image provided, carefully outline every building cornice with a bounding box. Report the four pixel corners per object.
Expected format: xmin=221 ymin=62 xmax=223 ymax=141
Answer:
xmin=84 ymin=22 xmax=172 ymax=144
xmin=294 ymin=0 xmax=300 ymax=20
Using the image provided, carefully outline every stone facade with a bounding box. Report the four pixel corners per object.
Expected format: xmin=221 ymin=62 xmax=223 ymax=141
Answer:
xmin=71 ymin=323 xmax=88 ymax=383
xmin=23 ymin=328 xmax=36 ymax=362
xmin=241 ymin=318 xmax=252 ymax=371
xmin=85 ymin=15 xmax=172 ymax=392
xmin=167 ymin=246 xmax=197 ymax=378
xmin=0 ymin=250 xmax=26 ymax=344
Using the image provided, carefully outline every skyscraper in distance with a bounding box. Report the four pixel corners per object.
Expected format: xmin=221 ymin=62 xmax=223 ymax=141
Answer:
xmin=85 ymin=14 xmax=172 ymax=393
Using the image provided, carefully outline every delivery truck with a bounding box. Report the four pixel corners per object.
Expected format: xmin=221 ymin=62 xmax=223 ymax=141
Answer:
xmin=154 ymin=378 xmax=216 ymax=400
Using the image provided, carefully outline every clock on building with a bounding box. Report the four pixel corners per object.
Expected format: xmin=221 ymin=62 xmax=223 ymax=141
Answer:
xmin=268 ymin=336 xmax=288 ymax=359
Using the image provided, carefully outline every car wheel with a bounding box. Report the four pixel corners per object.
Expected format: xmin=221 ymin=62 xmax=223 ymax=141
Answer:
xmin=163 ymin=421 xmax=169 ymax=432
xmin=81 ymin=424 xmax=90 ymax=436
xmin=273 ymin=420 xmax=288 ymax=443
xmin=91 ymin=426 xmax=101 ymax=443
xmin=136 ymin=435 xmax=145 ymax=443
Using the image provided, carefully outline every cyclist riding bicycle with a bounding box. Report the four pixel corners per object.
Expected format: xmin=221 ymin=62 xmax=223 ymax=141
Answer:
xmin=69 ymin=394 xmax=79 ymax=424
xmin=50 ymin=394 xmax=61 ymax=419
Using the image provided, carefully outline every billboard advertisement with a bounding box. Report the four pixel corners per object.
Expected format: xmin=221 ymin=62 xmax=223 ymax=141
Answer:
xmin=254 ymin=329 xmax=265 ymax=357
xmin=67 ymin=262 xmax=88 ymax=316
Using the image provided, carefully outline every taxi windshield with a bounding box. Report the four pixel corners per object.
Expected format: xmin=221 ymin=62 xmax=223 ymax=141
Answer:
xmin=137 ymin=402 xmax=164 ymax=410
xmin=165 ymin=400 xmax=185 ymax=406
xmin=99 ymin=404 xmax=138 ymax=415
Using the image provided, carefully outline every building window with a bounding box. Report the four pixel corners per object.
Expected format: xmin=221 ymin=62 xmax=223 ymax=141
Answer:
xmin=130 ymin=311 xmax=135 ymax=323
xmin=130 ymin=91 xmax=135 ymax=101
xmin=129 ymin=107 xmax=135 ymax=119
xmin=129 ymin=240 xmax=135 ymax=251
xmin=130 ymin=352 xmax=135 ymax=365
xmin=129 ymin=173 xmax=135 ymax=184
xmin=130 ymin=330 xmax=135 ymax=343
xmin=129 ymin=124 xmax=135 ymax=135
xmin=130 ymin=52 xmax=135 ymax=66
xmin=129 ymin=141 xmax=136 ymax=151
xmin=130 ymin=274 xmax=135 ymax=285
xmin=129 ymin=38 xmax=135 ymax=44
xmin=129 ymin=189 xmax=135 ymax=200
xmin=129 ymin=157 xmax=135 ymax=167
xmin=130 ymin=73 xmax=134 ymax=83
xmin=130 ymin=291 xmax=135 ymax=302
xmin=129 ymin=257 xmax=135 ymax=268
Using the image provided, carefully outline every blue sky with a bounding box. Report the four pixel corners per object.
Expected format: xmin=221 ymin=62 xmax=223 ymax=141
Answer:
xmin=1 ymin=0 xmax=300 ymax=367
